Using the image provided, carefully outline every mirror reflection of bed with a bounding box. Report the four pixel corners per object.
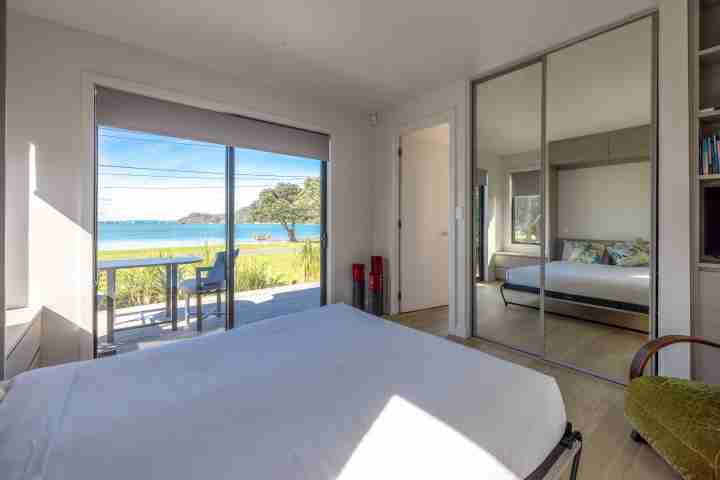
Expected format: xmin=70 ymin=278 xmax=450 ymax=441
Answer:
xmin=473 ymin=17 xmax=653 ymax=384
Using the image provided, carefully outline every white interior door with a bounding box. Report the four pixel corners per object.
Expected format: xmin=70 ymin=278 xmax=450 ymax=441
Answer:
xmin=400 ymin=124 xmax=450 ymax=312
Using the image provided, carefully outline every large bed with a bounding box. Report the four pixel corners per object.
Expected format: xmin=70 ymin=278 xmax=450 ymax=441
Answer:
xmin=0 ymin=304 xmax=581 ymax=480
xmin=501 ymin=260 xmax=650 ymax=314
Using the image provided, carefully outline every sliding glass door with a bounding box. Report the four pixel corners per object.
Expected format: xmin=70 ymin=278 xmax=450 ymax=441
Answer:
xmin=231 ymin=147 xmax=325 ymax=326
xmin=472 ymin=62 xmax=544 ymax=355
xmin=543 ymin=17 xmax=654 ymax=383
xmin=93 ymin=88 xmax=328 ymax=357
xmin=471 ymin=15 xmax=656 ymax=383
xmin=95 ymin=127 xmax=229 ymax=355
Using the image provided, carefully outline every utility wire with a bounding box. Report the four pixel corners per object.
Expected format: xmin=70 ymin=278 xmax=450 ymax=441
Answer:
xmin=99 ymin=164 xmax=313 ymax=179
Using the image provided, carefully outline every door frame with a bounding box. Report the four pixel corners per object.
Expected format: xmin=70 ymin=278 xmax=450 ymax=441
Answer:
xmin=393 ymin=112 xmax=456 ymax=314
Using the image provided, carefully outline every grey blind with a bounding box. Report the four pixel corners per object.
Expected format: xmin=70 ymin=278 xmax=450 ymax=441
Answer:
xmin=95 ymin=87 xmax=330 ymax=162
xmin=511 ymin=170 xmax=540 ymax=196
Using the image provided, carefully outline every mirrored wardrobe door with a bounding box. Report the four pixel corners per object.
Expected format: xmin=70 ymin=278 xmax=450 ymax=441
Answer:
xmin=544 ymin=18 xmax=654 ymax=383
xmin=473 ymin=62 xmax=544 ymax=355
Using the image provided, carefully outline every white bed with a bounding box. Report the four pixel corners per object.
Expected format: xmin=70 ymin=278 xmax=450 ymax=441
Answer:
xmin=0 ymin=304 xmax=575 ymax=480
xmin=505 ymin=261 xmax=650 ymax=309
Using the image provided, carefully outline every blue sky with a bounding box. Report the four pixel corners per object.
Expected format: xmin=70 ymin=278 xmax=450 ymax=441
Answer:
xmin=98 ymin=127 xmax=321 ymax=221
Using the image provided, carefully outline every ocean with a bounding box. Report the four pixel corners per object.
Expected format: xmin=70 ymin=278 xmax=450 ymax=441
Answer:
xmin=98 ymin=222 xmax=321 ymax=251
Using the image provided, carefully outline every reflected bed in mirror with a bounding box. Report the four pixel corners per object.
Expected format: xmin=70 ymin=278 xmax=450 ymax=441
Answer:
xmin=499 ymin=238 xmax=650 ymax=334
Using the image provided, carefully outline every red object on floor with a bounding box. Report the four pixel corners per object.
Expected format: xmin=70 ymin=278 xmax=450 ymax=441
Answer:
xmin=368 ymin=272 xmax=382 ymax=292
xmin=352 ymin=263 xmax=365 ymax=281
xmin=370 ymin=256 xmax=383 ymax=275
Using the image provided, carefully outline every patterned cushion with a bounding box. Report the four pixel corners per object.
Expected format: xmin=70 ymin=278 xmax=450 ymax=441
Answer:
xmin=607 ymin=239 xmax=650 ymax=267
xmin=566 ymin=241 xmax=606 ymax=264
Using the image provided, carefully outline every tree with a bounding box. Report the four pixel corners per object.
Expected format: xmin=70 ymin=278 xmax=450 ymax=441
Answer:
xmin=247 ymin=182 xmax=317 ymax=242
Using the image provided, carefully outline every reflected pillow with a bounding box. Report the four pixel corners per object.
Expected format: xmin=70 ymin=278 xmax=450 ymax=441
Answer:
xmin=566 ymin=241 xmax=606 ymax=264
xmin=607 ymin=239 xmax=650 ymax=267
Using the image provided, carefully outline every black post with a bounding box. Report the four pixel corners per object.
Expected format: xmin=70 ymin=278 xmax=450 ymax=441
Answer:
xmin=225 ymin=146 xmax=235 ymax=329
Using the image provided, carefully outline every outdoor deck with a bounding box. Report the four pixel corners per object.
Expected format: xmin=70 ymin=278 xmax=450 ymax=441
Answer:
xmin=97 ymin=282 xmax=320 ymax=354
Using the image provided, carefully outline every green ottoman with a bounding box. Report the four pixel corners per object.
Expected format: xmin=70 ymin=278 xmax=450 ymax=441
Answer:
xmin=625 ymin=335 xmax=720 ymax=480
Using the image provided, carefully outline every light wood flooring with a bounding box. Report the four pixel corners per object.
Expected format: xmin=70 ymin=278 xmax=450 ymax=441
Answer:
xmin=389 ymin=307 xmax=679 ymax=480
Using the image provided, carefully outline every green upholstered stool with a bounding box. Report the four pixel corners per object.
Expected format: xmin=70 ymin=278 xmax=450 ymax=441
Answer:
xmin=624 ymin=335 xmax=720 ymax=480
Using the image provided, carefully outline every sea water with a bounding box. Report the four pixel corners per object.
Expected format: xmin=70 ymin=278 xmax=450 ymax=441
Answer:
xmin=98 ymin=222 xmax=321 ymax=251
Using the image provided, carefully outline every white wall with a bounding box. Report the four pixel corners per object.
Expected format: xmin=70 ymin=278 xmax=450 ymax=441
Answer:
xmin=6 ymin=11 xmax=375 ymax=365
xmin=373 ymin=2 xmax=693 ymax=377
xmin=557 ymin=162 xmax=651 ymax=241
xmin=372 ymin=81 xmax=469 ymax=336
xmin=657 ymin=0 xmax=691 ymax=378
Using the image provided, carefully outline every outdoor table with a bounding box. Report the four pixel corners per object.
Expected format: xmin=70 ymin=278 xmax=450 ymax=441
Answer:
xmin=97 ymin=256 xmax=202 ymax=343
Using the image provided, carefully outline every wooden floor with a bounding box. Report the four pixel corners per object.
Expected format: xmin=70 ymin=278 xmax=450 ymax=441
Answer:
xmin=475 ymin=281 xmax=648 ymax=384
xmin=389 ymin=307 xmax=679 ymax=480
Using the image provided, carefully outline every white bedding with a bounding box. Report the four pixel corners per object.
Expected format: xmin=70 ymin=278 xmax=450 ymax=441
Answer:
xmin=0 ymin=304 xmax=566 ymax=480
xmin=505 ymin=260 xmax=650 ymax=307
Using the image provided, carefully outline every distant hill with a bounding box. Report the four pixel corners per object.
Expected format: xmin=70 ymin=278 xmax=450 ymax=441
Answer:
xmin=177 ymin=212 xmax=224 ymax=224
xmin=177 ymin=207 xmax=252 ymax=224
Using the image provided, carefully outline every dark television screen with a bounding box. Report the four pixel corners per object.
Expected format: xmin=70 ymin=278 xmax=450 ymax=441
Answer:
xmin=705 ymin=185 xmax=720 ymax=257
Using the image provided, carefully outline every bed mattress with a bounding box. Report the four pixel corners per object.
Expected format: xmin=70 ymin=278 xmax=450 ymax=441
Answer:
xmin=505 ymin=261 xmax=649 ymax=307
xmin=0 ymin=304 xmax=566 ymax=480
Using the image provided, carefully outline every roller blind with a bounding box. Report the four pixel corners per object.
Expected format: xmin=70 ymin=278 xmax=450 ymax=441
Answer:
xmin=511 ymin=170 xmax=540 ymax=196
xmin=95 ymin=87 xmax=330 ymax=162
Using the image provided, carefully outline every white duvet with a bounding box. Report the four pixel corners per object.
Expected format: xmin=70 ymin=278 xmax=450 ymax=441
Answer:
xmin=0 ymin=304 xmax=566 ymax=480
xmin=505 ymin=260 xmax=650 ymax=307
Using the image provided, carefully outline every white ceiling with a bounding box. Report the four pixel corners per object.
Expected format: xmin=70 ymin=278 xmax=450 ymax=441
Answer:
xmin=476 ymin=17 xmax=652 ymax=156
xmin=10 ymin=0 xmax=655 ymax=112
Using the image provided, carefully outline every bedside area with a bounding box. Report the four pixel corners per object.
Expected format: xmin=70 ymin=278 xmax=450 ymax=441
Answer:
xmin=492 ymin=251 xmax=542 ymax=281
xmin=5 ymin=306 xmax=42 ymax=378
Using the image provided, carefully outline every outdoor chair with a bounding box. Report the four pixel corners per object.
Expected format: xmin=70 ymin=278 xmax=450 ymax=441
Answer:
xmin=181 ymin=249 xmax=238 ymax=332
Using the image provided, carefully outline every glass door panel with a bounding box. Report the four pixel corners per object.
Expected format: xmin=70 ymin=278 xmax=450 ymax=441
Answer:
xmin=473 ymin=62 xmax=544 ymax=355
xmin=95 ymin=127 xmax=227 ymax=355
xmin=544 ymin=18 xmax=653 ymax=383
xmin=232 ymin=147 xmax=324 ymax=326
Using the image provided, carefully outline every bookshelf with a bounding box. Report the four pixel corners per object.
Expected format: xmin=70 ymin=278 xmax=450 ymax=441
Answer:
xmin=693 ymin=0 xmax=720 ymax=263
xmin=692 ymin=0 xmax=720 ymax=383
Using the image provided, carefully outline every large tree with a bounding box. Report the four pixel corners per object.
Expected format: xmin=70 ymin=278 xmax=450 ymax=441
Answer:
xmin=247 ymin=179 xmax=320 ymax=242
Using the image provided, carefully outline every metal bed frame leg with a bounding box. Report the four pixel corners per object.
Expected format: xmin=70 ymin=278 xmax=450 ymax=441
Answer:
xmin=569 ymin=431 xmax=583 ymax=480
xmin=499 ymin=283 xmax=509 ymax=307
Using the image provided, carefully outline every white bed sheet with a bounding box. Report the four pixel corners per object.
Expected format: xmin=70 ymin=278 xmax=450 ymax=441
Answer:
xmin=0 ymin=304 xmax=566 ymax=480
xmin=505 ymin=260 xmax=650 ymax=307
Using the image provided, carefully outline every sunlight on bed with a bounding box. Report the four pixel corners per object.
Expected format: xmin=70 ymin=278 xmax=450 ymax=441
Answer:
xmin=338 ymin=395 xmax=518 ymax=480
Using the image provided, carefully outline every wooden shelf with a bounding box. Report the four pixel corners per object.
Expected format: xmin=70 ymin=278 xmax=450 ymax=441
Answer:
xmin=699 ymin=174 xmax=720 ymax=181
xmin=699 ymin=45 xmax=720 ymax=65
xmin=699 ymin=109 xmax=720 ymax=121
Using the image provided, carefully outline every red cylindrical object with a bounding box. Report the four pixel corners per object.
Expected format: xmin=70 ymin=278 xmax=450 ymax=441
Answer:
xmin=370 ymin=256 xmax=383 ymax=275
xmin=368 ymin=271 xmax=384 ymax=315
xmin=352 ymin=264 xmax=365 ymax=310
xmin=352 ymin=263 xmax=365 ymax=282
xmin=368 ymin=272 xmax=382 ymax=292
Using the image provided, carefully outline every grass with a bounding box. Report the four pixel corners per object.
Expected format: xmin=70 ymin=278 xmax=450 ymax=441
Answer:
xmin=97 ymin=241 xmax=320 ymax=309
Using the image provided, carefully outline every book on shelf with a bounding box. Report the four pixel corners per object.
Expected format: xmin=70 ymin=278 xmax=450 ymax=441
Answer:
xmin=700 ymin=133 xmax=720 ymax=176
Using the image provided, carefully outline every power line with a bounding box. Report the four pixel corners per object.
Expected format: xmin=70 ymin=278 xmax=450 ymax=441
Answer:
xmin=101 ymin=185 xmax=280 ymax=190
xmin=99 ymin=172 xmax=308 ymax=181
xmin=99 ymin=164 xmax=313 ymax=179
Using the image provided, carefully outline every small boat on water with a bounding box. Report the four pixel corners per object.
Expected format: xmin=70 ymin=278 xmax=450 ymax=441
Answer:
xmin=252 ymin=233 xmax=272 ymax=241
